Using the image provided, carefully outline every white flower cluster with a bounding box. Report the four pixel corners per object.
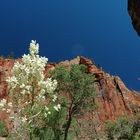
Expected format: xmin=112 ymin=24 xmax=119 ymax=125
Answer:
xmin=0 ymin=99 xmax=7 ymax=108
xmin=52 ymin=95 xmax=57 ymax=102
xmin=46 ymin=78 xmax=57 ymax=94
xmin=6 ymin=40 xmax=60 ymax=125
xmin=6 ymin=40 xmax=57 ymax=99
xmin=21 ymin=116 xmax=27 ymax=123
xmin=29 ymin=40 xmax=39 ymax=55
xmin=44 ymin=106 xmax=51 ymax=118
xmin=0 ymin=99 xmax=13 ymax=113
xmin=53 ymin=104 xmax=61 ymax=112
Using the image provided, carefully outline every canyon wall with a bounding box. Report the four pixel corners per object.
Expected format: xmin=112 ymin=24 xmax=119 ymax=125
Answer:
xmin=1 ymin=56 xmax=140 ymax=134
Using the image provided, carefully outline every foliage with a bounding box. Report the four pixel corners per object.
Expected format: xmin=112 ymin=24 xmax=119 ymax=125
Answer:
xmin=0 ymin=40 xmax=60 ymax=139
xmin=49 ymin=64 xmax=96 ymax=140
xmin=0 ymin=120 xmax=8 ymax=137
xmin=33 ymin=104 xmax=67 ymax=140
xmin=105 ymin=116 xmax=140 ymax=140
xmin=0 ymin=41 xmax=96 ymax=139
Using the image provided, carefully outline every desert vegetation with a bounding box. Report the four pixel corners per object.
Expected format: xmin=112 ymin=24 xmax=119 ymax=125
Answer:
xmin=0 ymin=40 xmax=140 ymax=140
xmin=0 ymin=41 xmax=96 ymax=140
xmin=105 ymin=115 xmax=140 ymax=140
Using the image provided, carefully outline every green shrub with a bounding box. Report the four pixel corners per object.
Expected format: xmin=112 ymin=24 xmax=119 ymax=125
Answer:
xmin=105 ymin=116 xmax=140 ymax=140
xmin=0 ymin=120 xmax=8 ymax=137
xmin=133 ymin=135 xmax=140 ymax=140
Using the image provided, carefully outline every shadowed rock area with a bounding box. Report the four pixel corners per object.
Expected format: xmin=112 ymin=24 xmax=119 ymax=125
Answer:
xmin=128 ymin=0 xmax=140 ymax=36
xmin=1 ymin=56 xmax=140 ymax=137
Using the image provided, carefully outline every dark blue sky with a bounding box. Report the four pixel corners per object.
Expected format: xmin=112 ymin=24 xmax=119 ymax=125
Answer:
xmin=0 ymin=0 xmax=140 ymax=90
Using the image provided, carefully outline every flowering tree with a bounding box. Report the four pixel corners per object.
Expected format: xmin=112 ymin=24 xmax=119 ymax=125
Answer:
xmin=0 ymin=40 xmax=61 ymax=139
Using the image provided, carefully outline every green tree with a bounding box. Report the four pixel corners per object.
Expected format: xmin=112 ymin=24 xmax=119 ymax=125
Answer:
xmin=50 ymin=64 xmax=96 ymax=140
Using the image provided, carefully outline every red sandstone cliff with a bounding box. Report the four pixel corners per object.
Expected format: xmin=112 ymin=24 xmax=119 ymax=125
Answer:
xmin=0 ymin=56 xmax=140 ymax=132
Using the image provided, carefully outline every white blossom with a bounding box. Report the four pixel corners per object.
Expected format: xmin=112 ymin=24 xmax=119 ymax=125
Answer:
xmin=6 ymin=109 xmax=11 ymax=113
xmin=25 ymin=85 xmax=31 ymax=91
xmin=22 ymin=116 xmax=27 ymax=123
xmin=25 ymin=101 xmax=28 ymax=104
xmin=44 ymin=113 xmax=48 ymax=118
xmin=38 ymin=93 xmax=45 ymax=101
xmin=53 ymin=104 xmax=61 ymax=112
xmin=48 ymin=111 xmax=51 ymax=115
xmin=52 ymin=95 xmax=57 ymax=102
xmin=45 ymin=106 xmax=49 ymax=111
xmin=46 ymin=78 xmax=57 ymax=94
xmin=21 ymin=90 xmax=26 ymax=95
xmin=6 ymin=76 xmax=18 ymax=88
xmin=20 ymin=84 xmax=25 ymax=89
xmin=8 ymin=102 xmax=13 ymax=107
xmin=5 ymin=40 xmax=60 ymax=129
xmin=44 ymin=111 xmax=51 ymax=118
xmin=29 ymin=40 xmax=39 ymax=55
xmin=0 ymin=99 xmax=7 ymax=108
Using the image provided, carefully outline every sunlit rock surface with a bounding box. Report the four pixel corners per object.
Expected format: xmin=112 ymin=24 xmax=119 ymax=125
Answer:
xmin=128 ymin=0 xmax=140 ymax=36
xmin=1 ymin=56 xmax=140 ymax=135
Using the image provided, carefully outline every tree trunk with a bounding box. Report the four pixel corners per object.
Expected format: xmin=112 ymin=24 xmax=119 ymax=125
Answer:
xmin=64 ymin=114 xmax=72 ymax=140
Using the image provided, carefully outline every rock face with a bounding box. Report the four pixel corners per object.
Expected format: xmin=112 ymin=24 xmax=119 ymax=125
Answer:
xmin=128 ymin=0 xmax=140 ymax=36
xmin=77 ymin=56 xmax=140 ymax=121
xmin=1 ymin=56 xmax=140 ymax=132
xmin=56 ymin=56 xmax=140 ymax=121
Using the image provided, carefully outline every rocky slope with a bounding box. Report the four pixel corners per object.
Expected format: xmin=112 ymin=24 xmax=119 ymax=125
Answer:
xmin=128 ymin=0 xmax=140 ymax=36
xmin=1 ymin=56 xmax=140 ymax=133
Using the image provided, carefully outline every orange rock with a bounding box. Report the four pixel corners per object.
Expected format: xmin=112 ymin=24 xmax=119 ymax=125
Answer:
xmin=0 ymin=56 xmax=140 ymax=132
